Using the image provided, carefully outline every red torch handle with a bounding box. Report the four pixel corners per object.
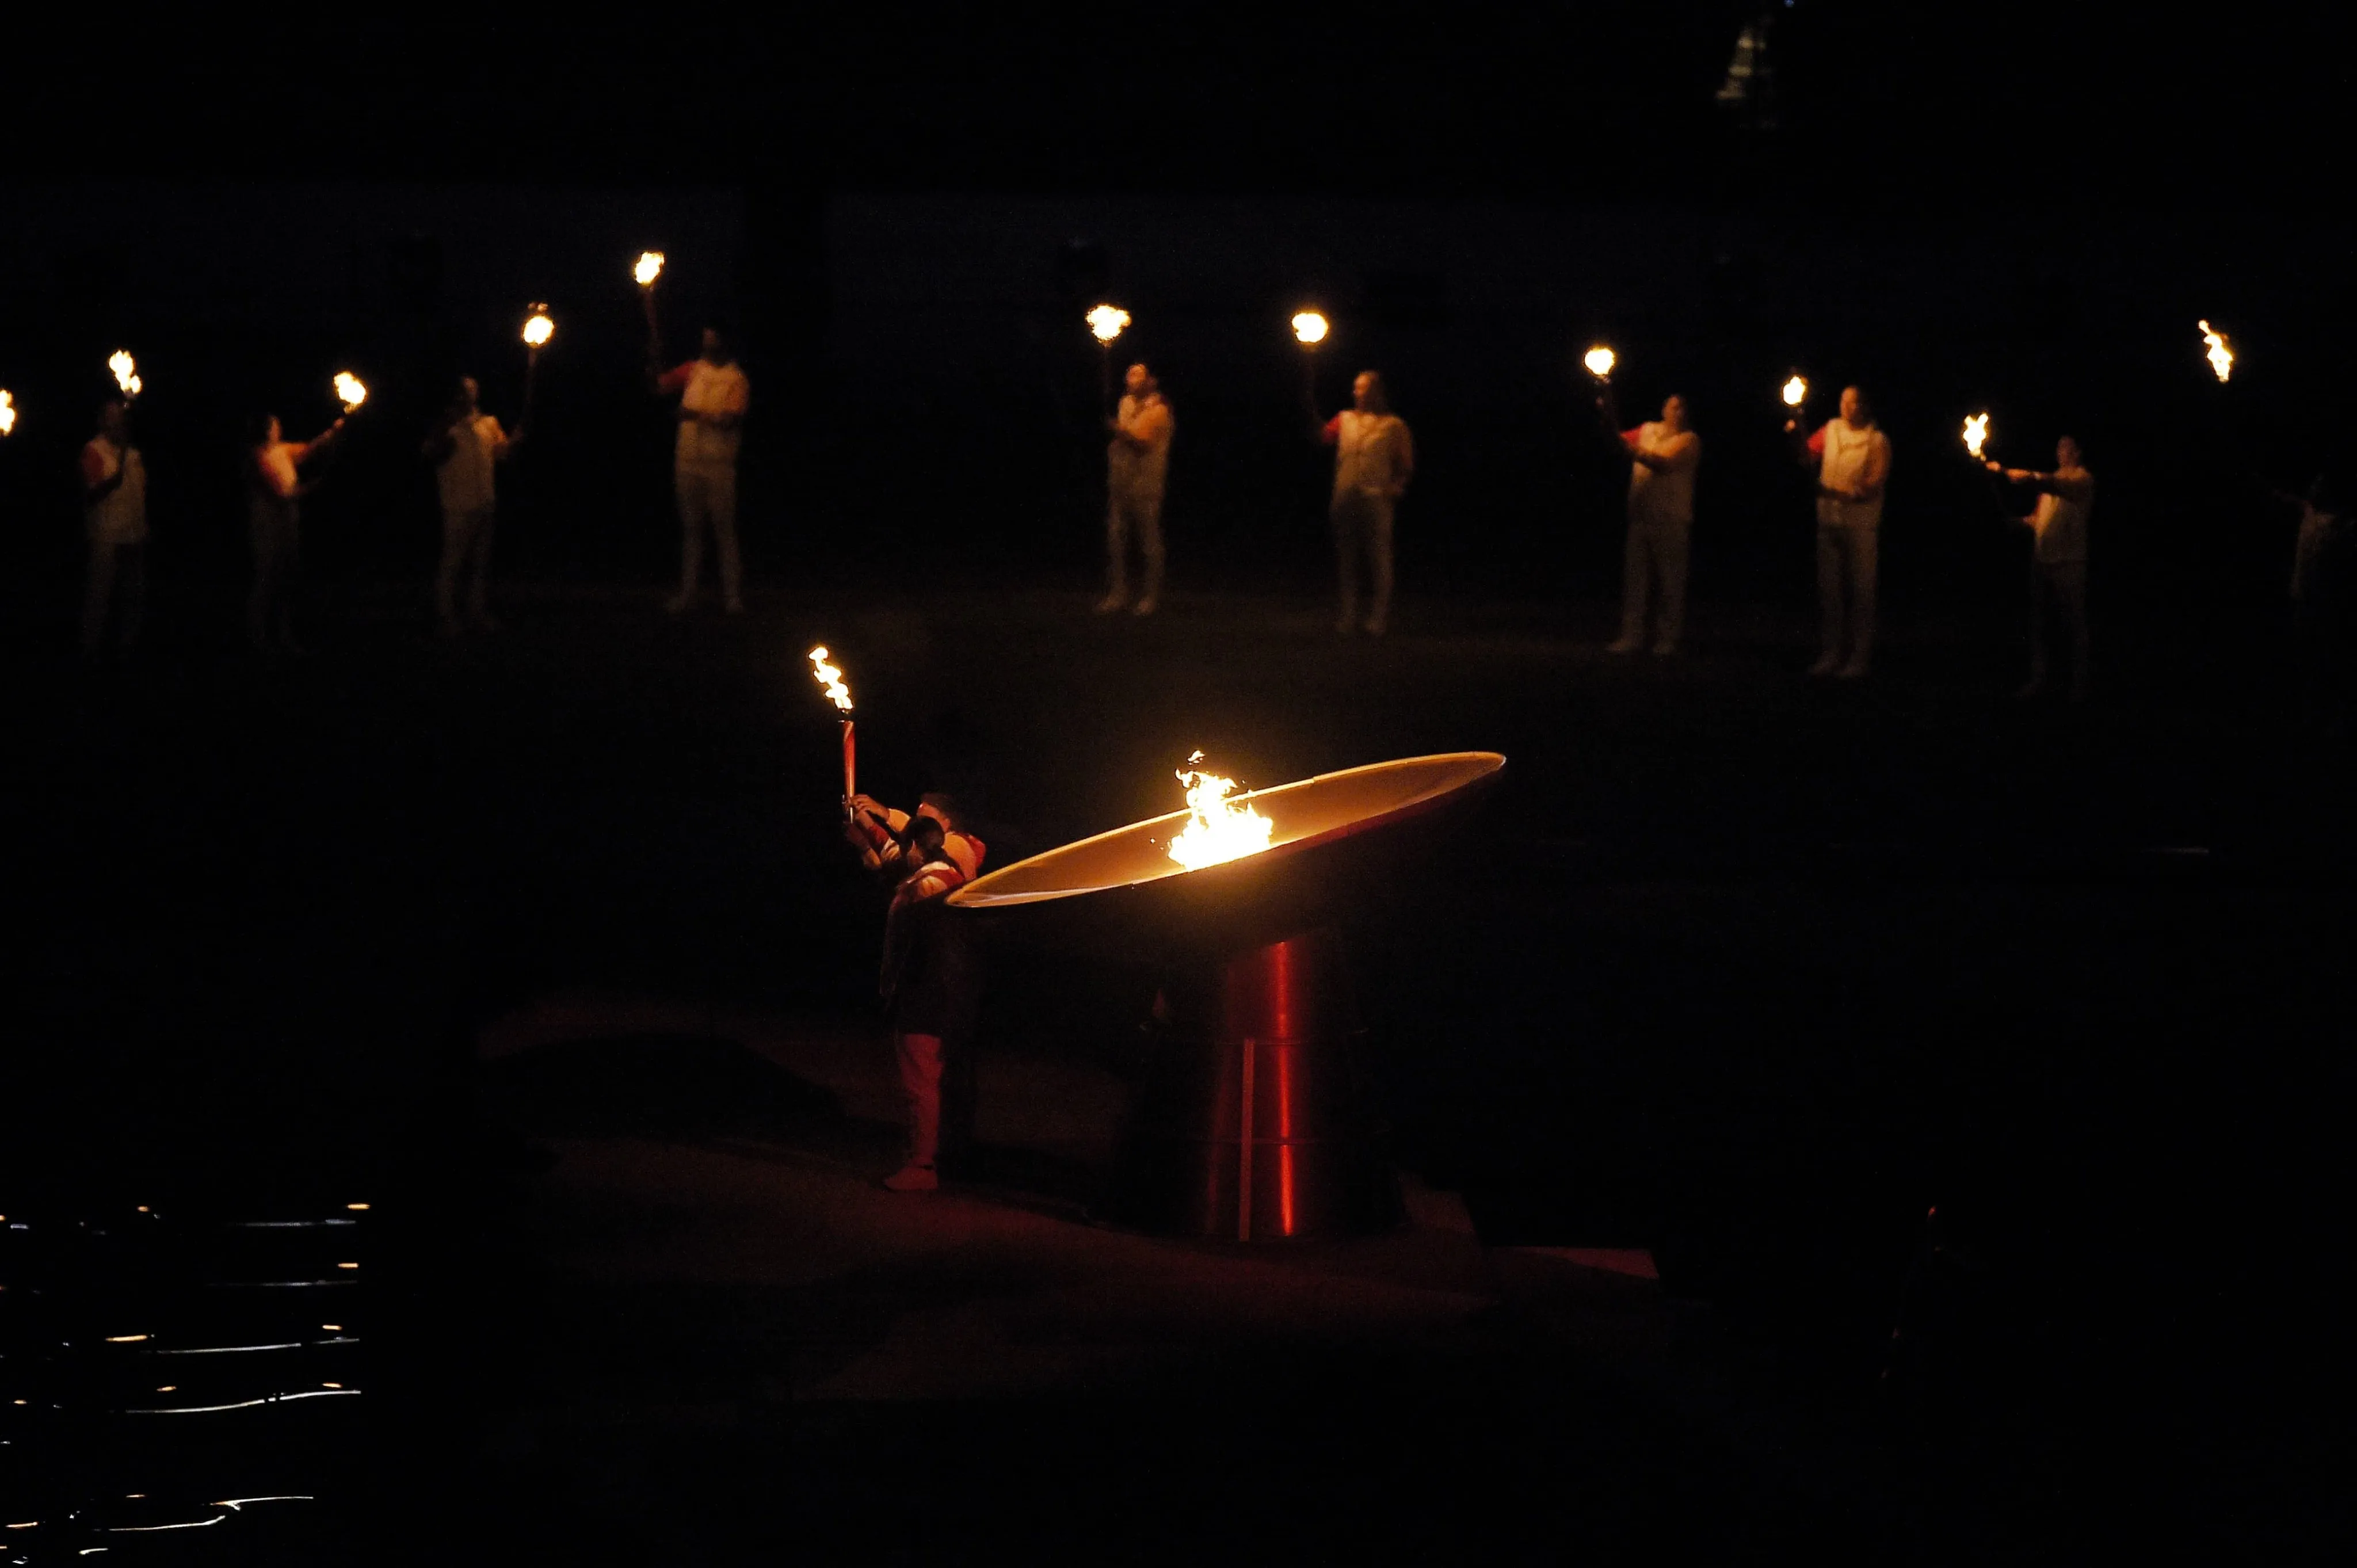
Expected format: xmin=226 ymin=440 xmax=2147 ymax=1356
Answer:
xmin=841 ymin=718 xmax=856 ymax=820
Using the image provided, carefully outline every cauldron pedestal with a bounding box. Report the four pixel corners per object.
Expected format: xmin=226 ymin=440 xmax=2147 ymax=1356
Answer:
xmin=1104 ymin=926 xmax=1399 ymax=1241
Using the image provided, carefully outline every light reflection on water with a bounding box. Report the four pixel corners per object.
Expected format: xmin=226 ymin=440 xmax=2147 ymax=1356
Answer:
xmin=1 ymin=1200 xmax=367 ymax=1555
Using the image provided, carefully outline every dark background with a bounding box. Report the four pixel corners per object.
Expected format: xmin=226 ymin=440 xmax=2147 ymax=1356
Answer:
xmin=5 ymin=6 xmax=2354 ymax=1557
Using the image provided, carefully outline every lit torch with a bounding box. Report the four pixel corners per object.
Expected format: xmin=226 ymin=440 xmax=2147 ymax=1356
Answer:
xmin=1583 ymin=345 xmax=1616 ymax=383
xmin=1962 ymin=412 xmax=1990 ymax=462
xmin=334 ymin=372 xmax=368 ymax=413
xmin=809 ymin=645 xmax=855 ymax=820
xmin=0 ymin=390 xmax=14 ymax=437
xmin=1782 ymin=373 xmax=1808 ymax=410
xmin=634 ymin=251 xmax=665 ymax=289
xmin=1292 ymin=310 xmax=1330 ymax=417
xmin=109 ymin=350 xmax=142 ymax=402
xmin=1167 ymin=752 xmax=1276 ymax=871
xmin=2198 ymin=319 xmax=2233 ymax=383
xmin=522 ymin=305 xmax=554 ymax=425
xmin=1087 ymin=303 xmax=1130 ymax=407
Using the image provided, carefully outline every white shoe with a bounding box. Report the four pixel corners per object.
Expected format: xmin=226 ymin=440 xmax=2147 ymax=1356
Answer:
xmin=1362 ymin=617 xmax=1386 ymax=638
xmin=723 ymin=598 xmax=745 ymax=616
xmin=1605 ymin=635 xmax=1641 ymax=655
xmin=1650 ymin=640 xmax=1677 ymax=657
xmin=663 ymin=593 xmax=691 ymax=615
xmin=882 ymin=1163 xmax=939 ymax=1192
xmin=1094 ymin=593 xmax=1126 ymax=615
xmin=1836 ymin=658 xmax=1870 ymax=680
xmin=1131 ymin=596 xmax=1157 ymax=616
xmin=1807 ymin=653 xmax=1839 ymax=677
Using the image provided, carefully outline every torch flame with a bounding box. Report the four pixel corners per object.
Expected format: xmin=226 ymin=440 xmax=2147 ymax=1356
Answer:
xmin=1962 ymin=412 xmax=1989 ymax=461
xmin=522 ymin=310 xmax=554 ymax=348
xmin=1583 ymin=346 xmax=1616 ymax=380
xmin=2198 ymin=319 xmax=2233 ymax=383
xmin=1086 ymin=304 xmax=1131 ymax=344
xmin=1166 ymin=751 xmax=1276 ymax=871
xmin=1782 ymin=374 xmax=1808 ymax=408
xmin=1291 ymin=311 xmax=1330 ymax=346
xmin=635 ymin=251 xmax=665 ymax=288
xmin=334 ymin=372 xmax=368 ymax=411
xmin=109 ymin=351 xmax=142 ymax=399
xmin=0 ymin=390 xmax=14 ymax=437
xmin=808 ymin=646 xmax=852 ymax=713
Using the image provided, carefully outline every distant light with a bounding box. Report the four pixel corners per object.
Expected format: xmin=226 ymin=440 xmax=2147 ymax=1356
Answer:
xmin=1291 ymin=311 xmax=1330 ymax=346
xmin=1782 ymin=374 xmax=1809 ymax=407
xmin=345 ymin=1203 xmax=369 ymax=1212
xmin=103 ymin=1335 xmax=149 ymax=1344
xmin=522 ymin=309 xmax=554 ymax=348
xmin=333 ymin=372 xmax=368 ymax=411
xmin=1582 ymin=345 xmax=1616 ymax=380
xmin=634 ymin=251 xmax=665 ymax=288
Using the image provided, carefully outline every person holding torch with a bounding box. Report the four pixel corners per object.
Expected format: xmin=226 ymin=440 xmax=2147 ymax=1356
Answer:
xmin=1319 ymin=369 xmax=1414 ymax=637
xmin=1601 ymin=389 xmax=1702 ymax=656
xmin=1787 ymin=384 xmax=1893 ymax=678
xmin=845 ymin=790 xmax=989 ymax=1191
xmin=1989 ymin=436 xmax=2096 ymax=701
xmin=245 ymin=407 xmax=348 ymax=655
xmin=79 ymin=397 xmax=148 ymax=664
xmin=1096 ymin=361 xmax=1173 ymax=616
xmin=422 ymin=376 xmax=521 ymax=637
xmin=644 ymin=267 xmax=750 ymax=615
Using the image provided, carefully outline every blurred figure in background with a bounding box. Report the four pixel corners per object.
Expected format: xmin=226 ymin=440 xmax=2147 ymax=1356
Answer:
xmin=1321 ymin=370 xmax=1414 ymax=637
xmin=1991 ymin=436 xmax=2096 ymax=701
xmin=1789 ymin=385 xmax=1892 ymax=678
xmin=245 ymin=410 xmax=345 ymax=656
xmin=2274 ymin=471 xmax=2352 ymax=733
xmin=647 ymin=317 xmax=749 ymax=615
xmin=79 ymin=398 xmax=147 ymax=664
xmin=423 ymin=376 xmax=520 ymax=637
xmin=1605 ymin=392 xmax=1703 ymax=656
xmin=1096 ymin=362 xmax=1174 ymax=617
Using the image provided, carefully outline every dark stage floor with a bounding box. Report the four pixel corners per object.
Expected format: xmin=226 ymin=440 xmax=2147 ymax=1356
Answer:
xmin=6 ymin=578 xmax=2348 ymax=1559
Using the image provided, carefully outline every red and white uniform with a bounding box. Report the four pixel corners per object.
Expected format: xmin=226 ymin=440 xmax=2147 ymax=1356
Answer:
xmin=657 ymin=359 xmax=750 ymax=608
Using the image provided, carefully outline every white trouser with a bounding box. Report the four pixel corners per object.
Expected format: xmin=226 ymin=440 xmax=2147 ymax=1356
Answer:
xmin=1619 ymin=517 xmax=1691 ymax=648
xmin=1105 ymin=485 xmax=1165 ymax=602
xmin=437 ymin=504 xmax=495 ymax=626
xmin=1332 ymin=489 xmax=1395 ymax=630
xmin=675 ymin=463 xmax=742 ymax=605
xmin=1816 ymin=524 xmax=1878 ymax=665
xmin=82 ymin=536 xmax=146 ymax=657
xmin=2031 ymin=559 xmax=2089 ymax=688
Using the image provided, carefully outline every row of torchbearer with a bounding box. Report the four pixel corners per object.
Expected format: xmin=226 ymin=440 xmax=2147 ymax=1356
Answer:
xmin=0 ymin=253 xmax=669 ymax=438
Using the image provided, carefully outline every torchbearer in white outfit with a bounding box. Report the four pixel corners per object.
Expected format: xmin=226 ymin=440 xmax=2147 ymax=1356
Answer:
xmin=1990 ymin=437 xmax=2095 ymax=701
xmin=1789 ymin=385 xmax=1893 ymax=678
xmin=422 ymin=377 xmax=519 ymax=637
xmin=1321 ymin=370 xmax=1414 ymax=637
xmin=1605 ymin=394 xmax=1702 ymax=655
xmin=648 ymin=318 xmax=750 ymax=615
xmin=79 ymin=399 xmax=148 ymax=663
xmin=1096 ymin=363 xmax=1174 ymax=616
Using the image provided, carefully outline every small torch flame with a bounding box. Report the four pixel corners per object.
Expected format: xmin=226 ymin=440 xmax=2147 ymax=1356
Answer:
xmin=2198 ymin=319 xmax=2233 ymax=383
xmin=334 ymin=372 xmax=368 ymax=412
xmin=1086 ymin=304 xmax=1131 ymax=344
xmin=1291 ymin=311 xmax=1330 ymax=347
xmin=808 ymin=646 xmax=852 ymax=713
xmin=109 ymin=351 xmax=142 ymax=399
xmin=635 ymin=251 xmax=665 ymax=288
xmin=0 ymin=390 xmax=14 ymax=437
xmin=522 ymin=308 xmax=554 ymax=348
xmin=1782 ymin=374 xmax=1808 ymax=408
xmin=1962 ymin=412 xmax=1989 ymax=461
xmin=1167 ymin=751 xmax=1276 ymax=871
xmin=1583 ymin=346 xmax=1616 ymax=380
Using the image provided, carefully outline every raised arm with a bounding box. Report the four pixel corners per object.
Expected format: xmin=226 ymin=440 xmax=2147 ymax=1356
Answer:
xmin=81 ymin=444 xmax=128 ymax=505
xmin=1787 ymin=419 xmax=1824 ymax=469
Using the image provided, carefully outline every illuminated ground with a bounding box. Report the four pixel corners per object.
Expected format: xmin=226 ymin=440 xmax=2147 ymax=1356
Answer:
xmin=10 ymin=578 xmax=2349 ymax=1555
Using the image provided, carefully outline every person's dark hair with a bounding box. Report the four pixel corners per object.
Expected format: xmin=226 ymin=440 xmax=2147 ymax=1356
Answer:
xmin=245 ymin=413 xmax=277 ymax=447
xmin=96 ymin=396 xmax=125 ymax=427
xmin=703 ymin=318 xmax=737 ymax=349
xmin=918 ymin=791 xmax=964 ymax=829
xmin=1358 ymin=371 xmax=1391 ymax=414
xmin=2057 ymin=433 xmax=2085 ymax=462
